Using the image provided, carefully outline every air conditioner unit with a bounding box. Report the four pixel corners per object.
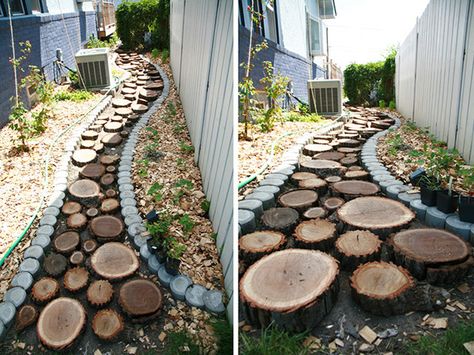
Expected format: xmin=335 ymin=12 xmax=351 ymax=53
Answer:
xmin=75 ymin=48 xmax=112 ymax=89
xmin=308 ymin=79 xmax=342 ymax=116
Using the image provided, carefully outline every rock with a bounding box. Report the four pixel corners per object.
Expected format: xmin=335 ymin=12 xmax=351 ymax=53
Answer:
xmin=18 ymin=258 xmax=40 ymax=277
xmin=147 ymin=255 xmax=161 ymax=274
xmin=170 ymin=275 xmax=192 ymax=301
xmin=158 ymin=265 xmax=173 ymax=288
xmin=11 ymin=272 xmax=34 ymax=291
xmin=24 ymin=245 xmax=44 ymax=261
xmin=0 ymin=302 xmax=16 ymax=328
xmin=185 ymin=284 xmax=206 ymax=308
xmin=359 ymin=343 xmax=375 ymax=353
xmin=203 ymin=289 xmax=225 ymax=314
xmin=4 ymin=287 xmax=27 ymax=308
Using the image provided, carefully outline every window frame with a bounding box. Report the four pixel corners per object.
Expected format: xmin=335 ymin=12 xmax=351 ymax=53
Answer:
xmin=30 ymin=0 xmax=42 ymax=14
xmin=263 ymin=0 xmax=280 ymax=44
xmin=308 ymin=13 xmax=322 ymax=56
xmin=6 ymin=0 xmax=26 ymax=16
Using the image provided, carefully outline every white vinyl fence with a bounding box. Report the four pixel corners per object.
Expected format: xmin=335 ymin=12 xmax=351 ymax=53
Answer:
xmin=169 ymin=0 xmax=234 ymax=321
xmin=395 ymin=0 xmax=474 ymax=164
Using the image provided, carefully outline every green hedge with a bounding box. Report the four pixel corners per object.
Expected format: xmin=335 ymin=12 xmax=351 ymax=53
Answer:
xmin=116 ymin=0 xmax=170 ymax=50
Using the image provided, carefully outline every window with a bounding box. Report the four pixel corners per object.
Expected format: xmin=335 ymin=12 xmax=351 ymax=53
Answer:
xmin=31 ymin=0 xmax=42 ymax=14
xmin=7 ymin=0 xmax=26 ymax=15
xmin=265 ymin=0 xmax=279 ymax=44
xmin=309 ymin=17 xmax=322 ymax=55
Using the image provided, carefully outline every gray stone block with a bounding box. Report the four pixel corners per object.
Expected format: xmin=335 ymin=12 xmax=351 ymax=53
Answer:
xmin=39 ymin=215 xmax=57 ymax=227
xmin=425 ymin=207 xmax=452 ymax=229
xmin=380 ymin=179 xmax=403 ymax=193
xmin=148 ymin=255 xmax=161 ymax=274
xmin=238 ymin=199 xmax=264 ymax=219
xmin=170 ymin=275 xmax=193 ymax=301
xmin=133 ymin=233 xmax=150 ymax=251
xmin=386 ymin=185 xmax=410 ymax=200
xmin=128 ymin=222 xmax=146 ymax=237
xmin=259 ymin=178 xmax=285 ymax=188
xmin=4 ymin=287 xmax=26 ymax=308
xmin=43 ymin=206 xmax=60 ymax=217
xmin=18 ymin=258 xmax=40 ymax=277
xmin=203 ymin=289 xmax=225 ymax=314
xmin=11 ymin=272 xmax=33 ymax=291
xmin=244 ymin=191 xmax=275 ymax=210
xmin=185 ymin=284 xmax=206 ymax=308
xmin=158 ymin=265 xmax=173 ymax=288
xmin=372 ymin=174 xmax=393 ymax=184
xmin=119 ymin=184 xmax=134 ymax=192
xmin=125 ymin=214 xmax=142 ymax=227
xmin=272 ymin=167 xmax=294 ymax=177
xmin=238 ymin=209 xmax=256 ymax=235
xmin=410 ymin=199 xmax=428 ymax=221
xmin=24 ymin=245 xmax=44 ymax=261
xmin=0 ymin=302 xmax=16 ymax=328
xmin=118 ymin=171 xmax=131 ymax=178
xmin=122 ymin=205 xmax=139 ymax=217
xmin=265 ymin=173 xmax=288 ymax=183
xmin=369 ymin=168 xmax=389 ymax=176
xmin=120 ymin=190 xmax=136 ymax=200
xmin=253 ymin=185 xmax=280 ymax=197
xmin=121 ymin=198 xmax=137 ymax=208
xmin=140 ymin=243 xmax=151 ymax=261
xmin=31 ymin=235 xmax=51 ymax=250
xmin=118 ymin=177 xmax=132 ymax=185
xmin=398 ymin=192 xmax=421 ymax=206
xmin=445 ymin=215 xmax=472 ymax=241
xmin=36 ymin=225 xmax=54 ymax=238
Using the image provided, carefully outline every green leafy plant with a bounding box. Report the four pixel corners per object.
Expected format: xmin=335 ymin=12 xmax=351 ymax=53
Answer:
xmin=86 ymin=33 xmax=118 ymax=49
xmin=147 ymin=182 xmax=164 ymax=202
xmin=201 ymin=199 xmax=210 ymax=213
xmin=458 ymin=165 xmax=474 ymax=195
xmin=179 ymin=141 xmax=194 ymax=153
xmin=151 ymin=48 xmax=160 ymax=59
xmin=163 ymin=330 xmax=202 ymax=355
xmin=175 ymin=179 xmax=193 ymax=189
xmin=283 ymin=111 xmax=323 ymax=123
xmin=379 ymin=99 xmax=386 ymax=108
xmin=389 ymin=100 xmax=396 ymax=110
xmin=240 ymin=326 xmax=310 ymax=355
xmin=53 ymin=89 xmax=93 ymax=102
xmin=137 ymin=158 xmax=150 ymax=177
xmin=160 ymin=49 xmax=169 ymax=63
xmin=386 ymin=133 xmax=408 ymax=156
xmin=167 ymin=239 xmax=186 ymax=259
xmin=146 ymin=212 xmax=173 ymax=238
xmin=178 ymin=214 xmax=195 ymax=235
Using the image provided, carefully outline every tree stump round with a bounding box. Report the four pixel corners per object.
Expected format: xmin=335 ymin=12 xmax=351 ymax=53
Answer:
xmin=139 ymin=89 xmax=159 ymax=101
xmin=106 ymin=166 xmax=117 ymax=174
xmin=303 ymin=144 xmax=333 ymax=156
xmin=325 ymin=176 xmax=342 ymax=184
xmin=37 ymin=297 xmax=86 ymax=350
xmin=87 ymin=280 xmax=114 ymax=307
xmin=86 ymin=207 xmax=99 ymax=218
xmin=388 ymin=228 xmax=473 ymax=283
xmin=338 ymin=139 xmax=360 ymax=148
xmin=300 ymin=160 xmax=343 ymax=177
xmin=91 ymin=242 xmax=139 ymax=280
xmin=100 ymin=198 xmax=120 ymax=214
xmin=298 ymin=178 xmax=328 ymax=195
xmin=80 ymin=140 xmax=96 ymax=150
xmin=313 ymin=151 xmax=345 ymax=161
xmin=112 ymin=98 xmax=131 ymax=108
xmin=89 ymin=216 xmax=124 ymax=242
xmin=338 ymin=197 xmax=415 ymax=236
xmin=294 ymin=219 xmax=337 ymax=251
xmin=72 ymin=149 xmax=97 ymax=167
xmin=83 ymin=239 xmax=98 ymax=254
xmin=240 ymin=249 xmax=339 ymax=332
xmin=131 ymin=103 xmax=148 ymax=114
xmin=43 ymin=253 xmax=68 ymax=277
xmin=101 ymin=133 xmax=123 ymax=147
xmin=70 ymin=251 xmax=85 ymax=266
xmin=334 ymin=230 xmax=382 ymax=270
xmin=340 ymin=156 xmax=358 ymax=167
xmin=100 ymin=173 xmax=115 ymax=188
xmin=16 ymin=304 xmax=38 ymax=332
xmin=81 ymin=130 xmax=99 ymax=141
xmin=290 ymin=172 xmax=318 ymax=185
xmin=92 ymin=309 xmax=124 ymax=341
xmin=344 ymin=170 xmax=369 ymax=181
xmin=79 ymin=163 xmax=105 ymax=181
xmin=303 ymin=207 xmax=327 ymax=220
xmin=119 ymin=279 xmax=163 ymax=322
xmin=115 ymin=107 xmax=133 ymax=117
xmin=323 ymin=197 xmax=345 ymax=212
xmin=337 ymin=147 xmax=361 ymax=154
xmin=104 ymin=122 xmax=123 ymax=133
xmin=331 ymin=181 xmax=380 ymax=200
xmin=61 ymin=201 xmax=82 ymax=216
xmin=261 ymin=208 xmax=299 ymax=234
xmin=32 ymin=277 xmax=60 ymax=304
xmin=68 ymin=179 xmax=100 ymax=207
xmin=100 ymin=154 xmax=120 ymax=166
xmin=53 ymin=231 xmax=80 ymax=255
xmin=239 ymin=231 xmax=286 ymax=264
xmin=66 ymin=213 xmax=88 ymax=231
xmin=63 ymin=267 xmax=89 ymax=293
xmin=278 ymin=189 xmax=318 ymax=212
xmin=145 ymin=82 xmax=164 ymax=91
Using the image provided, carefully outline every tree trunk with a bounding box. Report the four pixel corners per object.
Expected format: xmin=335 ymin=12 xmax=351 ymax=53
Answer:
xmin=331 ymin=181 xmax=379 ymax=200
xmin=53 ymin=231 xmax=80 ymax=255
xmin=72 ymin=149 xmax=97 ymax=167
xmin=68 ymin=179 xmax=100 ymax=207
xmin=79 ymin=163 xmax=105 ymax=181
xmin=300 ymin=160 xmax=343 ymax=178
xmin=89 ymin=215 xmax=124 ymax=242
xmin=66 ymin=213 xmax=88 ymax=231
xmin=63 ymin=267 xmax=89 ymax=293
xmin=43 ymin=253 xmax=68 ymax=277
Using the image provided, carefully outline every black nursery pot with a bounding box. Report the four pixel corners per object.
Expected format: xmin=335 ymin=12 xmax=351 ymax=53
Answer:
xmin=165 ymin=257 xmax=181 ymax=276
xmin=147 ymin=238 xmax=160 ymax=255
xmin=459 ymin=195 xmax=474 ymax=223
xmin=436 ymin=189 xmax=459 ymax=214
xmin=420 ymin=184 xmax=438 ymax=206
xmin=156 ymin=248 xmax=167 ymax=264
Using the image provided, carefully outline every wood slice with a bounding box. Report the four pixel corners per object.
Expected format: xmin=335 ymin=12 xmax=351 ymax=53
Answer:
xmin=122 ymin=85 xmax=136 ymax=93
xmin=338 ymin=197 xmax=415 ymax=236
xmin=240 ymin=249 xmax=339 ymax=332
xmin=261 ymin=207 xmax=299 ymax=235
xmin=68 ymin=179 xmax=100 ymax=207
xmin=86 ymin=207 xmax=99 ymax=218
xmin=112 ymin=98 xmax=131 ymax=108
xmin=344 ymin=170 xmax=369 ymax=181
xmin=131 ymin=103 xmax=148 ymax=113
xmin=119 ymin=279 xmax=163 ymax=320
xmin=104 ymin=122 xmax=123 ymax=133
xmin=72 ymin=149 xmax=97 ymax=167
xmin=87 ymin=280 xmax=114 ymax=307
xmin=105 ymin=189 xmax=117 ymax=198
xmin=298 ymin=178 xmax=328 ymax=195
xmin=303 ymin=207 xmax=327 ymax=220
xmin=290 ymin=172 xmax=318 ymax=185
xmin=300 ymin=160 xmax=343 ymax=177
xmin=81 ymin=130 xmax=99 ymax=141
xmin=66 ymin=213 xmax=88 ymax=231
xmin=89 ymin=124 xmax=103 ymax=133
xmin=337 ymin=147 xmax=361 ymax=154
xmin=89 ymin=216 xmax=124 ymax=242
xmin=92 ymin=309 xmax=124 ymax=340
xmin=340 ymin=156 xmax=358 ymax=167
xmin=100 ymin=173 xmax=115 ymax=188
xmin=91 ymin=242 xmax=139 ymax=280
xmin=303 ymin=144 xmax=333 ymax=156
xmin=325 ymin=176 xmax=342 ymax=184
xmin=83 ymin=239 xmax=98 ymax=254
xmin=337 ymin=132 xmax=359 ymax=139
xmin=70 ymin=251 xmax=85 ymax=266
xmin=294 ymin=219 xmax=337 ymax=251
xmin=43 ymin=253 xmax=68 ymax=277
xmin=389 ymin=229 xmax=471 ymax=282
xmin=335 ymin=230 xmax=382 ymax=270
xmin=313 ymin=151 xmax=345 ymax=161
xmin=115 ymin=107 xmax=133 ymax=117
xmin=106 ymin=166 xmax=117 ymax=174
xmin=278 ymin=189 xmax=318 ymax=212
xmin=100 ymin=154 xmax=120 ymax=166
xmin=63 ymin=267 xmax=89 ymax=293
xmin=371 ymin=120 xmax=391 ymax=130
xmin=32 ymin=277 xmax=60 ymax=304
xmin=338 ymin=139 xmax=360 ymax=148
xmin=101 ymin=133 xmax=123 ymax=147
xmin=53 ymin=231 xmax=80 ymax=254
xmin=145 ymin=82 xmax=163 ymax=91
xmin=139 ymin=89 xmax=158 ymax=101
xmin=61 ymin=201 xmax=82 ymax=216
xmin=80 ymin=163 xmax=106 ymax=181
xmin=239 ymin=231 xmax=286 ymax=264
xmin=123 ymin=93 xmax=136 ymax=101
xmin=15 ymin=304 xmax=38 ymax=332
xmin=111 ymin=115 xmax=125 ymax=122
xmin=100 ymin=198 xmax=120 ymax=214
xmin=332 ymin=181 xmax=380 ymax=200
xmin=80 ymin=140 xmax=96 ymax=150
xmin=323 ymin=197 xmax=345 ymax=212
xmin=37 ymin=297 xmax=86 ymax=350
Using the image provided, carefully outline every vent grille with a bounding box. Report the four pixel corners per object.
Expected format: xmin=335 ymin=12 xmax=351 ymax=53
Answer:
xmin=77 ymin=61 xmax=108 ymax=88
xmin=309 ymin=87 xmax=340 ymax=115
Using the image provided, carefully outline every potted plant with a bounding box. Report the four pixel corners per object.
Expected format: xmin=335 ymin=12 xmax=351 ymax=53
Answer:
xmin=411 ymin=147 xmax=440 ymax=206
xmin=418 ymin=174 xmax=440 ymax=206
xmin=165 ymin=239 xmax=186 ymax=276
xmin=458 ymin=166 xmax=474 ymax=222
xmin=434 ymin=148 xmax=461 ymax=214
xmin=145 ymin=214 xmax=172 ymax=260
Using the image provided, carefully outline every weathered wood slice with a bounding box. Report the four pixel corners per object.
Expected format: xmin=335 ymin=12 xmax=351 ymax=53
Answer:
xmin=70 ymin=251 xmax=85 ymax=266
xmin=325 ymin=176 xmax=342 ymax=184
xmin=290 ymin=172 xmax=318 ymax=185
xmin=106 ymin=166 xmax=117 ymax=174
xmin=261 ymin=207 xmax=299 ymax=235
xmin=303 ymin=207 xmax=327 ymax=220
xmin=144 ymin=82 xmax=163 ymax=91
xmin=111 ymin=115 xmax=125 ymax=122
xmin=123 ymin=83 xmax=136 ymax=90
xmin=66 ymin=213 xmax=88 ymax=231
xmin=340 ymin=156 xmax=358 ymax=167
xmin=83 ymin=239 xmax=98 ymax=254
xmin=100 ymin=198 xmax=120 ymax=214
xmin=119 ymin=279 xmax=163 ymax=320
xmin=335 ymin=230 xmax=382 ymax=270
xmin=123 ymin=93 xmax=136 ymax=101
xmin=32 ymin=277 xmax=60 ymax=304
xmin=323 ymin=197 xmax=345 ymax=212
xmin=329 ymin=140 xmax=340 ymax=148
xmin=388 ymin=229 xmax=471 ymax=282
xmin=37 ymin=297 xmax=86 ymax=350
xmin=298 ymin=178 xmax=328 ymax=195
xmin=239 ymin=231 xmax=286 ymax=264
xmin=115 ymin=107 xmax=133 ymax=117
xmin=120 ymin=130 xmax=129 ymax=138
xmin=344 ymin=170 xmax=369 ymax=181
xmin=104 ymin=122 xmax=123 ymax=133
xmin=79 ymin=163 xmax=106 ymax=181
xmin=313 ymin=151 xmax=345 ymax=161
xmin=332 ymin=181 xmax=380 ymax=200
xmin=72 ymin=149 xmax=97 ymax=167
xmin=313 ymin=134 xmax=333 ymax=140
xmin=63 ymin=267 xmax=89 ymax=293
xmin=68 ymin=179 xmax=100 ymax=207
xmin=425 ymin=256 xmax=474 ymax=285
xmin=87 ymin=280 xmax=114 ymax=307
xmin=338 ymin=139 xmax=360 ymax=148
xmin=278 ymin=189 xmax=318 ymax=212
xmin=92 ymin=309 xmax=124 ymax=340
xmin=53 ymin=231 xmax=80 ymax=254
xmin=337 ymin=132 xmax=359 ymax=139
xmin=131 ymin=103 xmax=148 ymax=113
xmin=136 ymin=80 xmax=147 ymax=86
xmin=89 ymin=216 xmax=124 ymax=242
xmin=100 ymin=154 xmax=120 ymax=166
xmin=86 ymin=207 xmax=99 ymax=218
xmin=338 ymin=197 xmax=415 ymax=236
xmin=240 ymin=249 xmax=339 ymax=332
xmin=313 ymin=139 xmax=330 ymax=145
xmin=91 ymin=242 xmax=139 ymax=280
xmin=127 ymin=113 xmax=140 ymax=122
xmin=300 ymin=159 xmax=343 ymax=177
xmin=101 ymin=133 xmax=123 ymax=147
xmin=139 ymin=89 xmax=158 ymax=101
xmin=337 ymin=147 xmax=361 ymax=154
xmin=43 ymin=253 xmax=68 ymax=277
xmin=100 ymin=173 xmax=115 ymax=188
xmin=137 ymin=75 xmax=150 ymax=81
xmin=294 ymin=219 xmax=337 ymax=251
xmin=112 ymin=98 xmax=131 ymax=108
xmin=345 ymin=123 xmax=365 ymax=132
xmin=371 ymin=120 xmax=391 ymax=130
xmin=303 ymin=144 xmax=333 ymax=156
xmin=95 ymin=119 xmax=108 ymax=126
xmin=80 ymin=140 xmax=96 ymax=150
xmin=89 ymin=124 xmax=103 ymax=133
xmin=105 ymin=189 xmax=117 ymax=198
xmin=61 ymin=201 xmax=82 ymax=216
xmin=81 ymin=130 xmax=99 ymax=141
xmin=15 ymin=304 xmax=38 ymax=332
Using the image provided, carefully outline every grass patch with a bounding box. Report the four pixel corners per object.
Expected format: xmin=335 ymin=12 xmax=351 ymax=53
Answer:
xmin=210 ymin=318 xmax=233 ymax=355
xmin=406 ymin=321 xmax=474 ymax=355
xmin=240 ymin=326 xmax=310 ymax=355
xmin=283 ymin=112 xmax=324 ymax=123
xmin=164 ymin=331 xmax=201 ymax=355
xmin=53 ymin=89 xmax=94 ymax=102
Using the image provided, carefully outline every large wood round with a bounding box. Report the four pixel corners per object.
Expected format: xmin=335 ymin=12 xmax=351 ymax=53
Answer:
xmin=344 ymin=170 xmax=369 ymax=181
xmin=43 ymin=253 xmax=68 ymax=277
xmin=313 ymin=151 xmax=345 ymax=161
xmin=68 ymin=179 xmax=100 ymax=206
xmin=91 ymin=242 xmax=139 ymax=280
xmin=104 ymin=122 xmax=123 ymax=133
xmin=32 ymin=277 xmax=60 ymax=304
xmin=61 ymin=201 xmax=82 ymax=216
xmin=101 ymin=133 xmax=122 ymax=147
xmin=298 ymin=178 xmax=327 ymax=194
xmin=240 ymin=249 xmax=339 ymax=332
xmin=337 ymin=197 xmax=415 ymax=235
xmin=300 ymin=159 xmax=342 ymax=177
xmin=63 ymin=267 xmax=89 ymax=293
xmin=239 ymin=231 xmax=286 ymax=264
xmin=335 ymin=230 xmax=382 ymax=270
xmin=112 ymin=98 xmax=131 ymax=108
xmin=72 ymin=149 xmax=97 ymax=167
xmin=278 ymin=189 xmax=318 ymax=212
xmin=303 ymin=144 xmax=333 ymax=156
xmin=89 ymin=215 xmax=124 ymax=242
xmin=290 ymin=172 xmax=318 ymax=185
xmin=119 ymin=279 xmax=163 ymax=318
xmin=92 ymin=309 xmax=124 ymax=340
xmin=261 ymin=207 xmax=299 ymax=234
xmin=294 ymin=219 xmax=336 ymax=251
xmin=87 ymin=280 xmax=114 ymax=307
xmin=37 ymin=297 xmax=86 ymax=350
xmin=66 ymin=213 xmax=88 ymax=230
xmin=332 ymin=181 xmax=379 ymax=199
xmin=53 ymin=231 xmax=80 ymax=254
xmin=100 ymin=198 xmax=120 ymax=214
xmin=100 ymin=154 xmax=120 ymax=166
xmin=79 ymin=163 xmax=105 ymax=181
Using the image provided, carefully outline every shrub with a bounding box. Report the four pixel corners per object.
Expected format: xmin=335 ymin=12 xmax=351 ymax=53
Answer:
xmin=53 ymin=90 xmax=94 ymax=102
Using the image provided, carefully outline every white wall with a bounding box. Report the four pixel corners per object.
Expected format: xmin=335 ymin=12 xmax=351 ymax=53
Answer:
xmin=170 ymin=0 xmax=234 ymax=322
xmin=277 ymin=0 xmax=308 ymax=58
xmin=45 ymin=0 xmax=78 ymax=14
